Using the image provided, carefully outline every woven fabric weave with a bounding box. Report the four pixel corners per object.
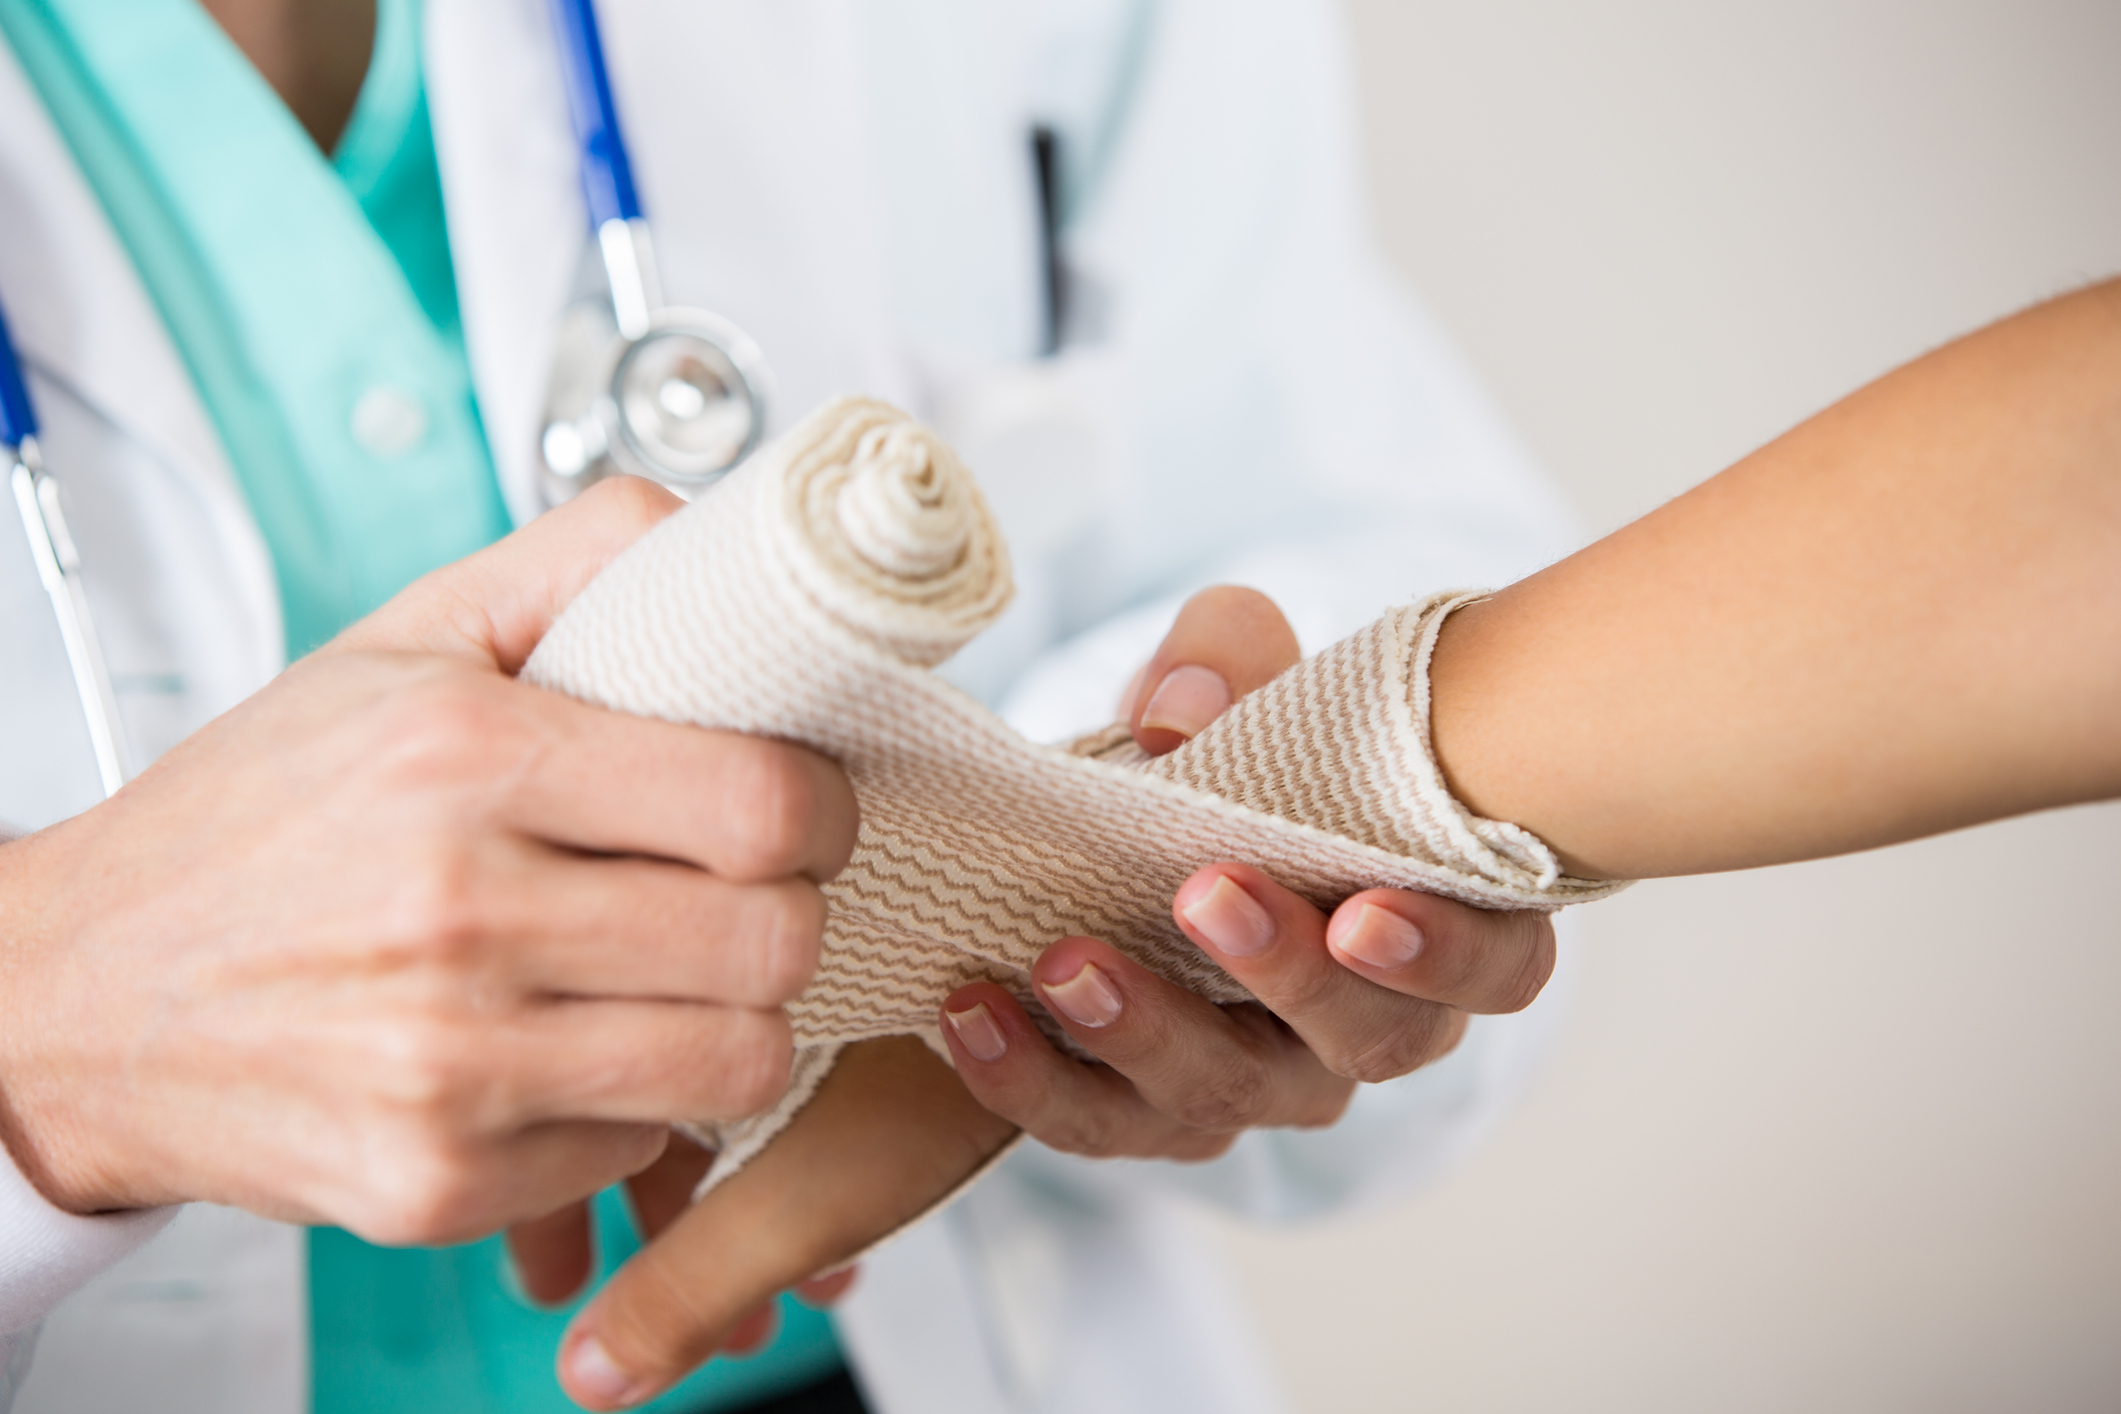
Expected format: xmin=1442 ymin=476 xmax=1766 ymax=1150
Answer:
xmin=522 ymin=398 xmax=1622 ymax=1187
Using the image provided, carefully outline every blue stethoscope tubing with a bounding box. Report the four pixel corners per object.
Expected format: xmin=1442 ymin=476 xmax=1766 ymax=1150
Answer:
xmin=546 ymin=0 xmax=642 ymax=230
xmin=546 ymin=0 xmax=652 ymax=332
xmin=1 ymin=294 xmax=131 ymax=799
xmin=539 ymin=0 xmax=769 ymax=495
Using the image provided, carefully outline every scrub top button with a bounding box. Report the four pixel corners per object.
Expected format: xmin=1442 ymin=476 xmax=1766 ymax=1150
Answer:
xmin=351 ymin=385 xmax=429 ymax=458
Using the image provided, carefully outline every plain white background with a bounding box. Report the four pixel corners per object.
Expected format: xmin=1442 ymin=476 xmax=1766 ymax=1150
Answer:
xmin=1200 ymin=1 xmax=2121 ymax=1409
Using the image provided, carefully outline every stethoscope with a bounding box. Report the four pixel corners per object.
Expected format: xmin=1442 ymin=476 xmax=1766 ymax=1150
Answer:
xmin=535 ymin=0 xmax=771 ymax=504
xmin=1 ymin=295 xmax=130 ymax=800
xmin=5 ymin=1 xmax=769 ymax=802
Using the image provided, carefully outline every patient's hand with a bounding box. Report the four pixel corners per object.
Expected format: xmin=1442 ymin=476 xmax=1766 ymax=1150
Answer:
xmin=535 ymin=1038 xmax=1010 ymax=1410
xmin=938 ymin=864 xmax=1552 ymax=1160
xmin=942 ymin=586 xmax=1556 ymax=1158
xmin=529 ymin=587 xmax=1559 ymax=1409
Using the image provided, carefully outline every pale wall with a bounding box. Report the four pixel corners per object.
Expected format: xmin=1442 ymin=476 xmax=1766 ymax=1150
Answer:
xmin=1202 ymin=2 xmax=2121 ymax=1409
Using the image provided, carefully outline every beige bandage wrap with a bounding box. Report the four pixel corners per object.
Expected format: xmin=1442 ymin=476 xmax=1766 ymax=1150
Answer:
xmin=522 ymin=398 xmax=1622 ymax=1190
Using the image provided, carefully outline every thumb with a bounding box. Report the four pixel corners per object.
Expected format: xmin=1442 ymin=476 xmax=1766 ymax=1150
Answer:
xmin=331 ymin=477 xmax=684 ymax=673
xmin=1125 ymin=585 xmax=1302 ymax=756
xmin=556 ymin=1038 xmax=1015 ymax=1410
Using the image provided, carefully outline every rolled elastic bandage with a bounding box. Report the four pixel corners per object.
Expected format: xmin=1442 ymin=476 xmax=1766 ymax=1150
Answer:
xmin=522 ymin=397 xmax=1623 ymax=1191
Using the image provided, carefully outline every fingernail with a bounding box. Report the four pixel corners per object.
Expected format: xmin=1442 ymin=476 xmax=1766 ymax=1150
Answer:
xmin=1140 ymin=664 xmax=1231 ymax=740
xmin=1043 ymin=961 xmax=1123 ymax=1028
xmin=565 ymin=1335 xmax=644 ymax=1408
xmin=1181 ymin=874 xmax=1276 ymax=957
xmin=946 ymin=1002 xmax=1009 ymax=1062
xmin=1330 ymin=903 xmax=1426 ymax=970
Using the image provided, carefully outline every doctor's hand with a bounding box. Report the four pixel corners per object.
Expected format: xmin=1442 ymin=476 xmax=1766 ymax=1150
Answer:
xmin=943 ymin=586 xmax=1557 ymax=1160
xmin=0 ymin=478 xmax=857 ymax=1243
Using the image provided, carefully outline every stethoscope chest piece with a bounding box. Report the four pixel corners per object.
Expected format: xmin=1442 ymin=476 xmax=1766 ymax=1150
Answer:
xmin=539 ymin=296 xmax=770 ymax=504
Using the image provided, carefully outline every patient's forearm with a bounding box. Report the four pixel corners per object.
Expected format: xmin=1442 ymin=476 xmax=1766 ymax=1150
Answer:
xmin=1430 ymin=278 xmax=2121 ymax=880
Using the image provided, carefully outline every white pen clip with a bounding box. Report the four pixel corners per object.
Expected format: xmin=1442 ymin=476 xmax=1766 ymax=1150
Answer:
xmin=10 ymin=437 xmax=130 ymax=798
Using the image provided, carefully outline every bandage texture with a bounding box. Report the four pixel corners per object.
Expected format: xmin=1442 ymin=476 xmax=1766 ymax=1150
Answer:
xmin=522 ymin=398 xmax=1622 ymax=1187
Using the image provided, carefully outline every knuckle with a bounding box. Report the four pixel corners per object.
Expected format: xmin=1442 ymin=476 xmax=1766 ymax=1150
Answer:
xmin=384 ymin=853 xmax=489 ymax=967
xmin=355 ymin=1138 xmax=485 ymax=1247
xmin=369 ymin=1013 xmax=484 ymax=1117
xmin=1423 ymin=905 xmax=1556 ymax=1013
xmin=1409 ymin=903 xmax=1494 ymax=998
xmin=742 ymin=882 xmax=826 ymax=1004
xmin=581 ymin=473 xmax=682 ymax=540
xmin=373 ymin=677 xmax=517 ymax=787
xmin=717 ymin=746 xmax=821 ymax=879
xmin=1491 ymin=917 xmax=1558 ymax=1013
xmin=697 ymin=1009 xmax=795 ymax=1118
xmin=1167 ymin=1131 xmax=1238 ymax=1164
xmin=1039 ymin=1121 xmax=1115 ymax=1159
xmin=1031 ymin=1102 xmax=1126 ymax=1159
xmin=1291 ymin=1081 xmax=1357 ymax=1131
xmin=1271 ymin=959 xmax=1345 ymax=1019
xmin=1331 ymin=1008 xmax=1468 ymax=1084
xmin=612 ymin=1122 xmax=674 ymax=1176
xmin=1166 ymin=1052 xmax=1273 ymax=1133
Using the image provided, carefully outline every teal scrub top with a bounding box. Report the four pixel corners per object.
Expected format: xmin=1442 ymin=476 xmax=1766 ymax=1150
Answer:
xmin=0 ymin=0 xmax=846 ymax=1407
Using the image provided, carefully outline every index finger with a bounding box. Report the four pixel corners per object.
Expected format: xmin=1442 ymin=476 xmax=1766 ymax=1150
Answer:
xmin=372 ymin=666 xmax=857 ymax=882
xmin=1170 ymin=864 xmax=1553 ymax=1084
xmin=503 ymin=687 xmax=860 ymax=882
xmin=1323 ymin=887 xmax=1557 ymax=1014
xmin=1177 ymin=865 xmax=1556 ymax=1016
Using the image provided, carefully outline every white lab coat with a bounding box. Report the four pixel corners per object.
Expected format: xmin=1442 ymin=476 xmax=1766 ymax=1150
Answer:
xmin=0 ymin=1 xmax=1585 ymax=1410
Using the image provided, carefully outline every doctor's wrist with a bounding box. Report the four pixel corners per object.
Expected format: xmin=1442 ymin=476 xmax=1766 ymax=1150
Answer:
xmin=0 ymin=822 xmax=167 ymax=1217
xmin=0 ymin=1106 xmax=177 ymax=1336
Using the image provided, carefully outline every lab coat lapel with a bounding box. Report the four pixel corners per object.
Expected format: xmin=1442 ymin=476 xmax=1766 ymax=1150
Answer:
xmin=0 ymin=39 xmax=284 ymax=681
xmin=423 ymin=0 xmax=581 ymax=529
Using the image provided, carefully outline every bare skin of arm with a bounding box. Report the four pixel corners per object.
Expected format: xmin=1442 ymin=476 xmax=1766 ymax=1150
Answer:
xmin=1431 ymin=278 xmax=2121 ymax=880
